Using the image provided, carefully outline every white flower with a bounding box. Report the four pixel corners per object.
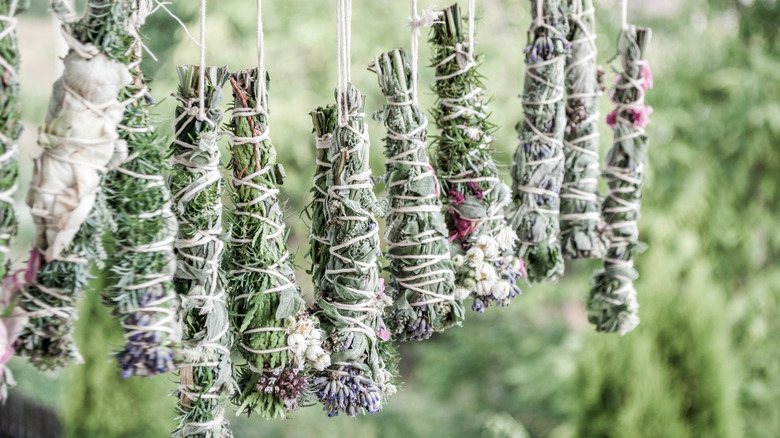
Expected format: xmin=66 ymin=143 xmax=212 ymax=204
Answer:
xmin=475 ymin=262 xmax=497 ymax=283
xmin=452 ymin=254 xmax=465 ymax=266
xmin=476 ymin=279 xmax=495 ymax=296
xmin=491 ymin=281 xmax=512 ymax=300
xmin=466 ymin=247 xmax=484 ymax=265
xmin=306 ymin=345 xmax=330 ymax=370
xmin=476 ymin=235 xmax=500 ymax=259
xmin=313 ymin=352 xmax=331 ymax=371
xmin=453 ymin=288 xmax=471 ymax=300
xmin=495 ymin=225 xmax=518 ymax=252
xmin=287 ymin=333 xmax=307 ymax=358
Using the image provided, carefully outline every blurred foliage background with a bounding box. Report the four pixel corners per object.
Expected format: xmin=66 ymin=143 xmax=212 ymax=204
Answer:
xmin=5 ymin=0 xmax=780 ymax=437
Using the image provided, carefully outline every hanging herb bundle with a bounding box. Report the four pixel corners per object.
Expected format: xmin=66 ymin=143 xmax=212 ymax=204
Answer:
xmin=226 ymin=69 xmax=328 ymax=419
xmin=430 ymin=4 xmax=525 ymax=313
xmin=103 ymin=1 xmax=179 ymax=380
xmin=507 ymin=0 xmax=570 ymax=282
xmin=313 ymin=83 xmax=396 ymax=417
xmin=14 ymin=0 xmax=131 ymax=370
xmin=560 ymin=0 xmax=606 ymax=259
xmin=168 ymin=65 xmax=234 ymax=434
xmin=369 ymin=48 xmax=462 ymax=340
xmin=0 ymin=0 xmax=26 ymax=292
xmin=587 ymin=25 xmax=652 ymax=335
xmin=306 ymin=105 xmax=337 ymax=297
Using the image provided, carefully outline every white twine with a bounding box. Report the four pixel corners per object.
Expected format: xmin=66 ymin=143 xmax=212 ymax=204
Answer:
xmin=198 ymin=0 xmax=206 ymax=120
xmin=621 ymin=0 xmax=628 ymax=30
xmin=407 ymin=1 xmax=438 ymax=106
xmin=336 ymin=0 xmax=353 ymax=125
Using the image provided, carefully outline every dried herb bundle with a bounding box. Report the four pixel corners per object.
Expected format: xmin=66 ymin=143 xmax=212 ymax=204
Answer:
xmin=0 ymin=1 xmax=27 ymax=398
xmin=507 ymin=0 xmax=570 ymax=282
xmin=313 ymin=84 xmax=396 ymax=417
xmin=560 ymin=0 xmax=606 ymax=259
xmin=168 ymin=65 xmax=233 ymax=434
xmin=102 ymin=0 xmax=179 ymax=380
xmin=15 ymin=0 xmax=131 ymax=370
xmin=306 ymin=105 xmax=337 ymax=298
xmin=226 ymin=69 xmax=328 ymax=419
xmin=369 ymin=48 xmax=462 ymax=340
xmin=587 ymin=26 xmax=652 ymax=335
xmin=430 ymin=4 xmax=525 ymax=313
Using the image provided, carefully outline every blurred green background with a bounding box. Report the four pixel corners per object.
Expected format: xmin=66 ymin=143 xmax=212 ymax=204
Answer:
xmin=6 ymin=0 xmax=780 ymax=437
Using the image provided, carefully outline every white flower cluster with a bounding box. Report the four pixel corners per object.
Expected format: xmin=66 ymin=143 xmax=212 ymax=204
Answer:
xmin=460 ymin=229 xmax=520 ymax=300
xmin=286 ymin=316 xmax=330 ymax=371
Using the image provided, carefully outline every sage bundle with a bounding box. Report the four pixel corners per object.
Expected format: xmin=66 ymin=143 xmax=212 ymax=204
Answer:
xmin=103 ymin=0 xmax=179 ymax=380
xmin=168 ymin=65 xmax=233 ymax=434
xmin=507 ymin=0 xmax=569 ymax=282
xmin=226 ymin=69 xmax=328 ymax=419
xmin=313 ymin=83 xmax=396 ymax=417
xmin=307 ymin=105 xmax=337 ymax=296
xmin=14 ymin=0 xmax=131 ymax=370
xmin=370 ymin=48 xmax=462 ymax=341
xmin=587 ymin=26 xmax=652 ymax=335
xmin=560 ymin=0 xmax=606 ymax=259
xmin=0 ymin=0 xmax=25 ymax=292
xmin=430 ymin=4 xmax=525 ymax=313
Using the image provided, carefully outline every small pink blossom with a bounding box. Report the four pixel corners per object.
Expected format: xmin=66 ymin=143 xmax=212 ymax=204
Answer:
xmin=606 ymin=109 xmax=618 ymax=128
xmin=640 ymin=63 xmax=653 ymax=91
xmin=377 ymin=318 xmax=391 ymax=341
xmin=613 ymin=74 xmax=622 ymax=84
xmin=378 ymin=278 xmax=386 ymax=295
xmin=428 ymin=165 xmax=441 ymax=197
xmin=630 ymin=105 xmax=653 ymax=128
xmin=449 ymin=210 xmax=479 ymax=242
xmin=448 ymin=190 xmax=465 ymax=206
xmin=467 ymin=181 xmax=484 ymax=200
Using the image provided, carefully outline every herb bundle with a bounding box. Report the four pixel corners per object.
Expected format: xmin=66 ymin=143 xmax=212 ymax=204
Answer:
xmin=313 ymin=83 xmax=396 ymax=417
xmin=103 ymin=0 xmax=179 ymax=380
xmin=0 ymin=0 xmax=25 ymax=290
xmin=430 ymin=4 xmax=525 ymax=313
xmin=307 ymin=105 xmax=337 ymax=297
xmin=15 ymin=0 xmax=131 ymax=370
xmin=369 ymin=49 xmax=461 ymax=340
xmin=168 ymin=65 xmax=234 ymax=434
xmin=226 ymin=69 xmax=328 ymax=419
xmin=587 ymin=26 xmax=652 ymax=335
xmin=507 ymin=0 xmax=570 ymax=282
xmin=560 ymin=0 xmax=606 ymax=259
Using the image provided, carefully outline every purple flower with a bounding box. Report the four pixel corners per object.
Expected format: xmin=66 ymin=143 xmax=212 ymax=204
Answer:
xmin=630 ymin=105 xmax=653 ymax=128
xmin=448 ymin=190 xmax=465 ymax=206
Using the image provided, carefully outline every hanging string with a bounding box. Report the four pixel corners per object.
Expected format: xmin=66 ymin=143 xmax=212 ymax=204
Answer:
xmin=535 ymin=0 xmax=543 ymax=27
xmin=255 ymin=0 xmax=266 ymax=109
xmin=198 ymin=0 xmax=206 ymax=120
xmin=468 ymin=0 xmax=475 ymax=58
xmin=407 ymin=1 xmax=437 ymax=106
xmin=621 ymin=0 xmax=628 ymax=30
xmin=336 ymin=0 xmax=352 ymax=125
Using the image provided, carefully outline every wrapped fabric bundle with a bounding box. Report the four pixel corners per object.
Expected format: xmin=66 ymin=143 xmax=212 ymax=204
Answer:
xmin=560 ymin=0 xmax=606 ymax=259
xmin=306 ymin=105 xmax=337 ymax=298
xmin=226 ymin=69 xmax=328 ymax=419
xmin=168 ymin=65 xmax=234 ymax=434
xmin=430 ymin=4 xmax=525 ymax=313
xmin=103 ymin=0 xmax=179 ymax=380
xmin=14 ymin=0 xmax=131 ymax=370
xmin=0 ymin=0 xmax=27 ymax=399
xmin=313 ymin=84 xmax=396 ymax=417
xmin=587 ymin=26 xmax=652 ymax=335
xmin=506 ymin=0 xmax=570 ymax=282
xmin=370 ymin=48 xmax=462 ymax=340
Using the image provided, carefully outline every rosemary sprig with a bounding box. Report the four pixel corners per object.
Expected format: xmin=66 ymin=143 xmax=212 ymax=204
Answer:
xmin=226 ymin=68 xmax=327 ymax=419
xmin=560 ymin=0 xmax=607 ymax=259
xmin=306 ymin=105 xmax=337 ymax=299
xmin=313 ymin=84 xmax=397 ymax=417
xmin=168 ymin=65 xmax=234 ymax=435
xmin=507 ymin=0 xmax=570 ymax=282
xmin=369 ymin=48 xmax=462 ymax=340
xmin=587 ymin=26 xmax=652 ymax=335
xmin=14 ymin=0 xmax=132 ymax=370
xmin=104 ymin=0 xmax=179 ymax=380
xmin=429 ymin=4 xmax=525 ymax=313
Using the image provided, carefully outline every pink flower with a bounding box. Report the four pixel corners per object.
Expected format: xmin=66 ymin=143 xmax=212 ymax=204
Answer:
xmin=449 ymin=210 xmax=479 ymax=242
xmin=428 ymin=165 xmax=441 ymax=197
xmin=640 ymin=63 xmax=653 ymax=91
xmin=606 ymin=109 xmax=618 ymax=128
xmin=467 ymin=181 xmax=484 ymax=200
xmin=378 ymin=278 xmax=386 ymax=295
xmin=613 ymin=74 xmax=622 ymax=84
xmin=377 ymin=318 xmax=391 ymax=341
xmin=631 ymin=105 xmax=653 ymax=128
xmin=448 ymin=190 xmax=465 ymax=206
